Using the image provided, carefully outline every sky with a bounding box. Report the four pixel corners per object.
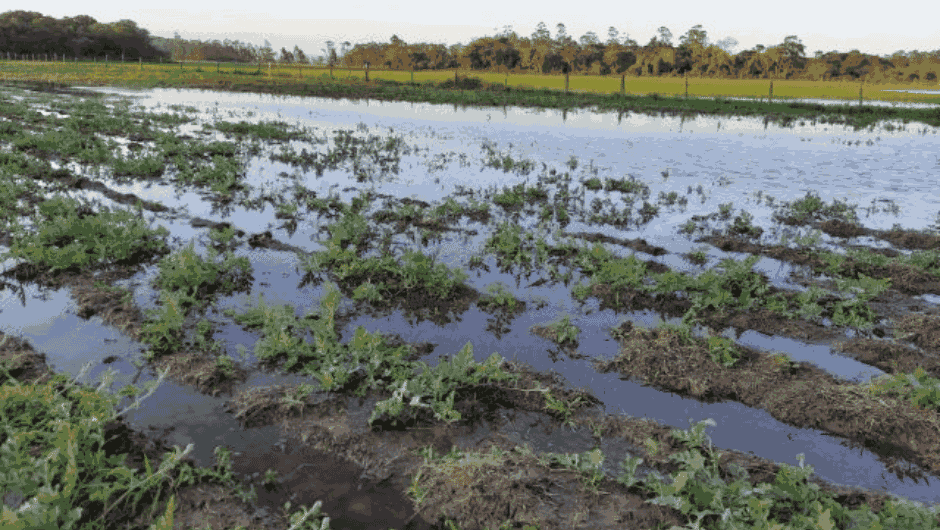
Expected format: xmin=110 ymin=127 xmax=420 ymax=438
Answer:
xmin=16 ymin=1 xmax=940 ymax=59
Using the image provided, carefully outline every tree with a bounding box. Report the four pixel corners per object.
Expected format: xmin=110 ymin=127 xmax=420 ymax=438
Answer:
xmin=279 ymin=47 xmax=294 ymax=63
xmin=293 ymin=45 xmax=308 ymax=64
xmin=323 ymin=40 xmax=338 ymax=66
xmin=607 ymin=26 xmax=620 ymax=46
xmin=679 ymin=25 xmax=707 ymax=48
xmin=781 ymin=35 xmax=805 ymax=61
xmin=555 ymin=23 xmax=567 ymax=43
xmin=258 ymin=39 xmax=275 ymax=63
xmin=579 ymin=31 xmax=599 ymax=47
xmin=715 ymin=37 xmax=738 ymax=54
xmin=657 ymin=26 xmax=673 ymax=47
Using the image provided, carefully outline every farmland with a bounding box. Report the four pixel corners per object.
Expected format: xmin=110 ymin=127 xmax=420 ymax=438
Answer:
xmin=1 ymin=72 xmax=940 ymax=530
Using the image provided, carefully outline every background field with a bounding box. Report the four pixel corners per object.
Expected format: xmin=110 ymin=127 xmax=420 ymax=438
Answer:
xmin=2 ymin=59 xmax=940 ymax=105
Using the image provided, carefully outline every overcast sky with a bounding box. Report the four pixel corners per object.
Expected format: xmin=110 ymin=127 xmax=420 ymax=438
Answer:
xmin=20 ymin=1 xmax=939 ymax=58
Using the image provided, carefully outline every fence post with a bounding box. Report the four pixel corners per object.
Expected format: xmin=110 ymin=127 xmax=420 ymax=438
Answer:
xmin=505 ymin=67 xmax=508 ymax=86
xmin=685 ymin=74 xmax=689 ymax=98
xmin=769 ymin=81 xmax=773 ymax=101
xmin=454 ymin=68 xmax=457 ymax=84
xmin=565 ymin=70 xmax=569 ymax=93
xmin=859 ymin=83 xmax=863 ymax=105
xmin=365 ymin=63 xmax=369 ymax=82
xmin=411 ymin=69 xmax=413 ymax=83
xmin=621 ymin=74 xmax=625 ymax=96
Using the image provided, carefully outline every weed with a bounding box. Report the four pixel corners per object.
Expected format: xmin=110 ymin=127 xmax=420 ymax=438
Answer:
xmin=584 ymin=177 xmax=603 ymax=191
xmin=0 ymin=360 xmax=257 ymax=530
xmin=730 ymin=210 xmax=763 ymax=238
xmin=688 ymin=248 xmax=708 ymax=264
xmin=680 ymin=219 xmax=698 ymax=235
xmin=706 ymin=335 xmax=741 ymax=367
xmin=111 ymin=151 xmax=166 ymax=178
xmin=4 ymin=195 xmax=170 ymax=273
xmin=209 ymin=119 xmax=304 ymax=141
xmin=542 ymin=448 xmax=606 ymax=493
xmin=832 ymin=298 xmax=878 ymax=329
xmin=717 ymin=201 xmax=734 ymax=220
xmin=606 ymin=176 xmax=647 ymax=194
xmin=541 ymin=315 xmax=580 ymax=346
xmin=153 ymin=241 xmax=253 ymax=307
xmin=479 ymin=282 xmax=519 ymax=312
xmin=541 ymin=387 xmax=585 ymax=428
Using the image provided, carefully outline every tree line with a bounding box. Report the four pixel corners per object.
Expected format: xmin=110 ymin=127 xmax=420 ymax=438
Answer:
xmin=3 ymin=11 xmax=939 ymax=83
xmin=0 ymin=11 xmax=163 ymax=61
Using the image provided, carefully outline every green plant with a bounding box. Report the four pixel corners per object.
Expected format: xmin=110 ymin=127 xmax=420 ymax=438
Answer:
xmin=480 ymin=282 xmax=519 ymax=312
xmin=140 ymin=290 xmax=189 ymax=359
xmin=214 ymin=355 xmax=237 ymax=379
xmin=706 ymin=335 xmax=740 ymax=367
xmin=153 ymin=241 xmax=253 ymax=308
xmin=717 ymin=201 xmax=734 ymax=219
xmin=352 ymin=281 xmax=385 ymax=303
xmin=369 ymin=343 xmax=517 ymax=427
xmin=4 ymin=195 xmax=170 ymax=273
xmin=584 ymin=177 xmax=603 ymax=191
xmin=541 ymin=389 xmax=585 ymax=428
xmin=544 ymin=315 xmax=580 ymax=346
xmin=208 ymin=225 xmax=237 ymax=246
xmin=542 ymin=449 xmax=606 ymax=493
xmin=0 ymin=361 xmax=244 ymax=530
xmin=282 ymin=500 xmax=332 ymax=530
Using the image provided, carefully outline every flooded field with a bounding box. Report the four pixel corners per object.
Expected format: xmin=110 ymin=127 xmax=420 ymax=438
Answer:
xmin=2 ymin=83 xmax=940 ymax=529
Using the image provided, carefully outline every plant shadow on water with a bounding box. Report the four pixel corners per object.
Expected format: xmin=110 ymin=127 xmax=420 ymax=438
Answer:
xmin=2 ymin=83 xmax=940 ymax=529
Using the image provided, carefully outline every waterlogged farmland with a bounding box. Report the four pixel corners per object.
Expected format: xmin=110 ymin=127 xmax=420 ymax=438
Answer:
xmin=2 ymin=83 xmax=940 ymax=529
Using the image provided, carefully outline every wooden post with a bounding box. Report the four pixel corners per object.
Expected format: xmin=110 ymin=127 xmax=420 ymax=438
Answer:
xmin=105 ymin=54 xmax=108 ymax=68
xmin=139 ymin=57 xmax=142 ymax=70
xmin=454 ymin=68 xmax=457 ymax=84
xmin=505 ymin=67 xmax=508 ymax=86
xmin=411 ymin=69 xmax=414 ymax=83
xmin=365 ymin=63 xmax=369 ymax=82
xmin=859 ymin=83 xmax=863 ymax=105
xmin=621 ymin=74 xmax=625 ymax=95
xmin=685 ymin=74 xmax=689 ymax=98
xmin=565 ymin=70 xmax=569 ymax=93
xmin=769 ymin=81 xmax=773 ymax=101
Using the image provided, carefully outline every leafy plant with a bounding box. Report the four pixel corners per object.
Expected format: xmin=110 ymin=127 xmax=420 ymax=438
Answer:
xmin=479 ymin=282 xmax=519 ymax=312
xmin=706 ymin=335 xmax=741 ymax=367
xmin=4 ymin=195 xmax=170 ymax=273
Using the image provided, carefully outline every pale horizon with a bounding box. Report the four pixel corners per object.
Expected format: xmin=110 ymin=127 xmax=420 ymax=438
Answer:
xmin=14 ymin=1 xmax=940 ymax=60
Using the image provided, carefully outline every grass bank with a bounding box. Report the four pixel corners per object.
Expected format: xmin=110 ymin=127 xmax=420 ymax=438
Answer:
xmin=2 ymin=60 xmax=940 ymax=130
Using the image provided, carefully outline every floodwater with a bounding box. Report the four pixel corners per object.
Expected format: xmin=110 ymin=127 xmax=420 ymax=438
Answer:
xmin=4 ymin=86 xmax=940 ymax=507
